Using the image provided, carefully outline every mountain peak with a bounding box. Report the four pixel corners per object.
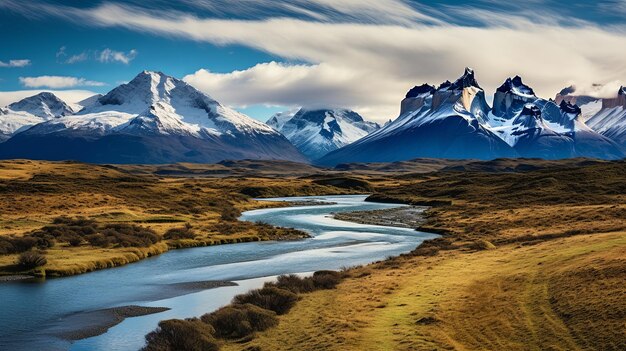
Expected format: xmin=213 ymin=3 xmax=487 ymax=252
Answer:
xmin=496 ymin=76 xmax=535 ymax=96
xmin=558 ymin=85 xmax=576 ymax=96
xmin=450 ymin=67 xmax=481 ymax=90
xmin=559 ymin=100 xmax=582 ymax=115
xmin=521 ymin=104 xmax=541 ymax=118
xmin=405 ymin=84 xmax=436 ymax=98
xmin=96 ymin=70 xmax=215 ymax=109
xmin=269 ymin=108 xmax=379 ymax=160
xmin=619 ymin=86 xmax=625 ymax=96
xmin=438 ymin=80 xmax=452 ymax=90
xmin=7 ymin=92 xmax=74 ymax=118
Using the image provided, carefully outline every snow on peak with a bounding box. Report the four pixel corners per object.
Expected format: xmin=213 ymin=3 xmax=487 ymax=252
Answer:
xmin=497 ymin=76 xmax=535 ymax=97
xmin=406 ymin=84 xmax=436 ymax=98
xmin=7 ymin=92 xmax=74 ymax=118
xmin=267 ymin=108 xmax=299 ymax=130
xmin=619 ymin=86 xmax=626 ymax=96
xmin=559 ymin=100 xmax=582 ymax=116
xmin=29 ymin=70 xmax=277 ymax=138
xmin=270 ymin=108 xmax=379 ymax=159
xmin=450 ymin=67 xmax=481 ymax=90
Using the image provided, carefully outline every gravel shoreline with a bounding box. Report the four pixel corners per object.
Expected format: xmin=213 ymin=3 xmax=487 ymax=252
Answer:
xmin=333 ymin=206 xmax=428 ymax=229
xmin=51 ymin=280 xmax=238 ymax=341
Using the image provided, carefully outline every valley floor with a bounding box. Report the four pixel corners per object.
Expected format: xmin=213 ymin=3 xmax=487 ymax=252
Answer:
xmin=1 ymin=158 xmax=624 ymax=350
xmin=224 ymin=231 xmax=625 ymax=351
xmin=218 ymin=159 xmax=626 ymax=351
xmin=0 ymin=160 xmax=361 ymax=277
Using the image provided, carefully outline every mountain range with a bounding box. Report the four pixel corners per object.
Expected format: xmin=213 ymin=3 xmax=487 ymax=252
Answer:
xmin=557 ymin=85 xmax=626 ymax=149
xmin=0 ymin=71 xmax=305 ymax=164
xmin=318 ymin=68 xmax=625 ymax=165
xmin=0 ymin=69 xmax=624 ymax=165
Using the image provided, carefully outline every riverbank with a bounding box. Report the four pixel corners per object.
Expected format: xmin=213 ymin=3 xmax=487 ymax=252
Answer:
xmin=332 ymin=206 xmax=428 ymax=229
xmin=217 ymin=160 xmax=626 ymax=350
xmin=0 ymin=160 xmax=368 ymax=279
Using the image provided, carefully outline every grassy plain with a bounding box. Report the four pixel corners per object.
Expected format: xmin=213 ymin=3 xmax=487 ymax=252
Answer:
xmin=220 ymin=159 xmax=626 ymax=351
xmin=0 ymin=159 xmax=365 ymax=276
xmin=1 ymin=158 xmax=624 ymax=350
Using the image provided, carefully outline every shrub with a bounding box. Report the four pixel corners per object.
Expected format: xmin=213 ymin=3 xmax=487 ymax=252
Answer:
xmin=17 ymin=251 xmax=47 ymax=269
xmin=471 ymin=239 xmax=496 ymax=250
xmin=202 ymin=304 xmax=278 ymax=339
xmin=271 ymin=274 xmax=315 ymax=293
xmin=220 ymin=206 xmax=240 ymax=222
xmin=269 ymin=271 xmax=344 ymax=294
xmin=0 ymin=236 xmax=38 ymax=254
xmin=163 ymin=227 xmax=196 ymax=240
xmin=68 ymin=237 xmax=83 ymax=247
xmin=142 ymin=319 xmax=218 ymax=351
xmin=26 ymin=218 xmax=160 ymax=249
xmin=310 ymin=270 xmax=343 ymax=289
xmin=232 ymin=287 xmax=298 ymax=315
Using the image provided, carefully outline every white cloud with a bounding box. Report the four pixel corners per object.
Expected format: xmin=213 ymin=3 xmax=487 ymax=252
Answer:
xmin=19 ymin=76 xmax=106 ymax=88
xmin=56 ymin=46 xmax=89 ymax=64
xmin=97 ymin=48 xmax=137 ymax=64
xmin=3 ymin=2 xmax=626 ymax=121
xmin=66 ymin=52 xmax=88 ymax=64
xmin=184 ymin=62 xmax=400 ymax=118
xmin=565 ymin=81 xmax=625 ymax=99
xmin=0 ymin=90 xmax=97 ymax=107
xmin=0 ymin=59 xmax=31 ymax=68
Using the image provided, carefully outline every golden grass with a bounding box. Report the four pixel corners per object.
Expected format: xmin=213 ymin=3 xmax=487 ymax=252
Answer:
xmin=0 ymin=160 xmax=359 ymax=277
xmin=219 ymin=160 xmax=626 ymax=351
xmin=225 ymin=232 xmax=626 ymax=351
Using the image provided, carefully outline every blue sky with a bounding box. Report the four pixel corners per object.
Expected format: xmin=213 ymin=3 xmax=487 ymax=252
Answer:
xmin=1 ymin=0 xmax=626 ymax=122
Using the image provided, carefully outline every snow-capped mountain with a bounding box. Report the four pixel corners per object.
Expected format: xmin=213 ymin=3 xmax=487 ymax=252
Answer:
xmin=554 ymin=86 xmax=603 ymax=120
xmin=318 ymin=69 xmax=624 ymax=166
xmin=267 ymin=108 xmax=379 ymax=159
xmin=266 ymin=109 xmax=299 ymax=131
xmin=317 ymin=68 xmax=518 ymax=165
xmin=0 ymin=92 xmax=74 ymax=141
xmin=0 ymin=71 xmax=306 ymax=164
xmin=489 ymin=76 xmax=623 ymax=159
xmin=585 ymin=86 xmax=626 ymax=147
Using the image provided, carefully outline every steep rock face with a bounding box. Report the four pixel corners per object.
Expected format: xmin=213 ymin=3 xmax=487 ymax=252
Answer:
xmin=586 ymin=87 xmax=626 ymax=147
xmin=490 ymin=77 xmax=623 ymax=159
xmin=601 ymin=86 xmax=626 ymax=109
xmin=268 ymin=108 xmax=379 ymax=160
xmin=317 ymin=68 xmax=518 ymax=165
xmin=0 ymin=71 xmax=306 ymax=163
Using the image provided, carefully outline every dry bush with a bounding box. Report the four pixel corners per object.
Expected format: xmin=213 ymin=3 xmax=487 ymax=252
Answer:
xmin=142 ymin=319 xmax=218 ymax=351
xmin=17 ymin=251 xmax=47 ymax=268
xmin=232 ymin=287 xmax=298 ymax=315
xmin=201 ymin=304 xmax=278 ymax=339
xmin=0 ymin=236 xmax=38 ymax=254
xmin=163 ymin=226 xmax=196 ymax=240
xmin=267 ymin=271 xmax=344 ymax=294
xmin=28 ymin=217 xmax=160 ymax=248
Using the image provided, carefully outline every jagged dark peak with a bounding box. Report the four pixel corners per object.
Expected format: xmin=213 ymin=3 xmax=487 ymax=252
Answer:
xmin=496 ymin=75 xmax=535 ymax=96
xmin=521 ymin=104 xmax=541 ymax=118
xmin=450 ymin=67 xmax=481 ymax=90
xmin=619 ymin=86 xmax=625 ymax=95
xmin=405 ymin=84 xmax=436 ymax=98
xmin=558 ymin=85 xmax=576 ymax=96
xmin=559 ymin=100 xmax=581 ymax=115
xmin=437 ymin=80 xmax=452 ymax=90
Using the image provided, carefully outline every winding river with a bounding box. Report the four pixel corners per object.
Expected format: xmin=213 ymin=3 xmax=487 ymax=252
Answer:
xmin=0 ymin=195 xmax=437 ymax=351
